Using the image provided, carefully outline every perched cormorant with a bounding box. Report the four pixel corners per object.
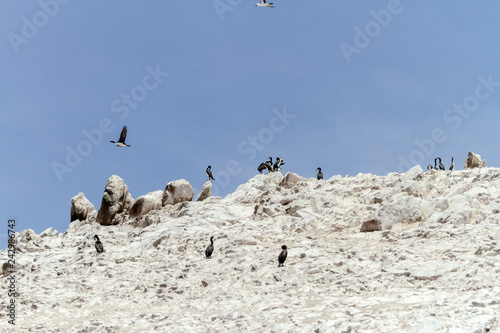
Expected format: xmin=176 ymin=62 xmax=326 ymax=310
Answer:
xmin=434 ymin=158 xmax=438 ymax=170
xmin=427 ymin=165 xmax=433 ymax=171
xmin=278 ymin=245 xmax=287 ymax=267
xmin=265 ymin=157 xmax=274 ymax=172
xmin=273 ymin=157 xmax=281 ymax=171
xmin=273 ymin=157 xmax=285 ymax=171
xmin=317 ymin=167 xmax=323 ymax=180
xmin=205 ymin=236 xmax=214 ymax=259
xmin=438 ymin=157 xmax=445 ymax=170
xmin=449 ymin=157 xmax=454 ymax=171
xmin=110 ymin=126 xmax=130 ymax=147
xmin=206 ymin=166 xmax=215 ymax=181
xmin=94 ymin=235 xmax=104 ymax=253
xmin=258 ymin=157 xmax=274 ymax=173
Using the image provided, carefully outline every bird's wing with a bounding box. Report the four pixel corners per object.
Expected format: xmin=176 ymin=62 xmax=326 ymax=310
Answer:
xmin=261 ymin=0 xmax=266 ymax=4
xmin=119 ymin=126 xmax=128 ymax=143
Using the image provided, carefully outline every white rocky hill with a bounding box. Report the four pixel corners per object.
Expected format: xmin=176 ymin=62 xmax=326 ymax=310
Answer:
xmin=2 ymin=166 xmax=500 ymax=332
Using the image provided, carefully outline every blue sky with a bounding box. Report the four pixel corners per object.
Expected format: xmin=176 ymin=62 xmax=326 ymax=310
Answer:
xmin=2 ymin=1 xmax=500 ymax=249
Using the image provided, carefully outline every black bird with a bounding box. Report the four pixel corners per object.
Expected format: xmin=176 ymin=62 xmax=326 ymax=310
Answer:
xmin=205 ymin=236 xmax=214 ymax=259
xmin=265 ymin=157 xmax=274 ymax=172
xmin=273 ymin=157 xmax=285 ymax=171
xmin=427 ymin=165 xmax=433 ymax=171
xmin=317 ymin=167 xmax=323 ymax=180
xmin=206 ymin=166 xmax=215 ymax=181
xmin=278 ymin=245 xmax=287 ymax=267
xmin=110 ymin=126 xmax=130 ymax=147
xmin=258 ymin=158 xmax=274 ymax=174
xmin=437 ymin=157 xmax=445 ymax=170
xmin=449 ymin=157 xmax=455 ymax=171
xmin=94 ymin=235 xmax=104 ymax=253
xmin=273 ymin=157 xmax=281 ymax=171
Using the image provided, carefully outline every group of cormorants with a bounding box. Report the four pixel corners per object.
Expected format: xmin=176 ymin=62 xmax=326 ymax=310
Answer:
xmin=428 ymin=157 xmax=454 ymax=171
xmin=93 ymin=234 xmax=288 ymax=267
xmin=256 ymin=156 xmax=324 ymax=181
xmin=257 ymin=157 xmax=285 ymax=173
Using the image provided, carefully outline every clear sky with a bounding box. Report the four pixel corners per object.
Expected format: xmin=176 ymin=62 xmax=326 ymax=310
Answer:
xmin=2 ymin=1 xmax=500 ymax=249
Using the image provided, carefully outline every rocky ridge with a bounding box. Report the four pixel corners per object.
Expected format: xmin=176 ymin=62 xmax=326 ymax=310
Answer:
xmin=1 ymin=166 xmax=500 ymax=332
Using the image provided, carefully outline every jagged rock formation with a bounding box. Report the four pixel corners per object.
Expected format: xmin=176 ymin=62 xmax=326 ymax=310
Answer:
xmin=464 ymin=150 xmax=487 ymax=169
xmin=196 ymin=180 xmax=212 ymax=202
xmin=96 ymin=175 xmax=134 ymax=225
xmin=2 ymin=168 xmax=500 ymax=332
xmin=70 ymin=192 xmax=95 ymax=222
xmin=129 ymin=190 xmax=162 ymax=218
xmin=162 ymin=179 xmax=194 ymax=206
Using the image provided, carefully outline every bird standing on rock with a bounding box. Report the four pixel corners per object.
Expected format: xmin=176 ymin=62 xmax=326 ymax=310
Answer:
xmin=258 ymin=157 xmax=274 ymax=174
xmin=206 ymin=166 xmax=215 ymax=181
xmin=273 ymin=157 xmax=285 ymax=171
xmin=449 ymin=157 xmax=455 ymax=171
xmin=205 ymin=236 xmax=214 ymax=259
xmin=438 ymin=157 xmax=445 ymax=170
xmin=94 ymin=235 xmax=104 ymax=254
xmin=258 ymin=162 xmax=267 ymax=173
xmin=317 ymin=167 xmax=323 ymax=180
xmin=278 ymin=245 xmax=287 ymax=267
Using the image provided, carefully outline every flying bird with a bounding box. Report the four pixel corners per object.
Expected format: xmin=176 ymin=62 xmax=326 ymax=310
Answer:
xmin=206 ymin=166 xmax=215 ymax=181
xmin=110 ymin=126 xmax=130 ymax=147
xmin=317 ymin=167 xmax=323 ymax=180
xmin=94 ymin=235 xmax=104 ymax=254
xmin=256 ymin=0 xmax=274 ymax=7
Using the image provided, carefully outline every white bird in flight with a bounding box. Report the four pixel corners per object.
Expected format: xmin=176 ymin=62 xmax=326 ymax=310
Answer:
xmin=256 ymin=0 xmax=274 ymax=7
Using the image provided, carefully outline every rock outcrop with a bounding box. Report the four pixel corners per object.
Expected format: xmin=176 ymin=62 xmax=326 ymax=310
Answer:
xmin=162 ymin=179 xmax=194 ymax=206
xmin=4 ymin=167 xmax=500 ymax=332
xmin=464 ymin=150 xmax=487 ymax=169
xmin=96 ymin=175 xmax=134 ymax=225
xmin=279 ymin=172 xmax=306 ymax=189
xmin=70 ymin=192 xmax=96 ymax=222
xmin=129 ymin=190 xmax=163 ymax=218
xmin=196 ymin=180 xmax=212 ymax=202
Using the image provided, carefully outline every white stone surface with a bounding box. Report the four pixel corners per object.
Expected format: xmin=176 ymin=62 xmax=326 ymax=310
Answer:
xmin=96 ymin=175 xmax=134 ymax=225
xmin=2 ymin=168 xmax=500 ymax=332
xmin=70 ymin=192 xmax=95 ymax=222
xmin=130 ymin=190 xmax=163 ymax=218
xmin=196 ymin=181 xmax=212 ymax=202
xmin=162 ymin=179 xmax=195 ymax=206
